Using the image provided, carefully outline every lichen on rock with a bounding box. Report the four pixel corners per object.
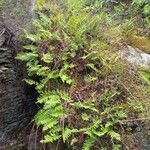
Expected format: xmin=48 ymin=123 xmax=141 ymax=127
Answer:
xmin=119 ymin=45 xmax=150 ymax=69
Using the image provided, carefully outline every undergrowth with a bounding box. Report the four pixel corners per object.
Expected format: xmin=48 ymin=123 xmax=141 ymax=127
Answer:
xmin=133 ymin=0 xmax=150 ymax=28
xmin=16 ymin=0 xmax=149 ymax=149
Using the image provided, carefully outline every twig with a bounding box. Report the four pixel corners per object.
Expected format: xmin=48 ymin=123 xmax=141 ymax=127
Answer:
xmin=0 ymin=28 xmax=6 ymax=36
xmin=28 ymin=122 xmax=35 ymax=150
xmin=34 ymin=126 xmax=38 ymax=150
xmin=123 ymin=117 xmax=150 ymax=123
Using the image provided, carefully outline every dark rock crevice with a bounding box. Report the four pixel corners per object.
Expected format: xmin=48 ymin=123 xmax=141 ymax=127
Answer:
xmin=0 ymin=24 xmax=37 ymax=148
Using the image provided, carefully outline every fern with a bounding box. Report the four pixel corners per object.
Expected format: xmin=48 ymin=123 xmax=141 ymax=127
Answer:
xmin=35 ymin=0 xmax=46 ymax=10
xmin=42 ymin=132 xmax=61 ymax=143
xmin=62 ymin=128 xmax=78 ymax=142
xmin=42 ymin=118 xmax=58 ymax=131
xmin=73 ymin=100 xmax=98 ymax=113
xmin=16 ymin=52 xmax=38 ymax=62
xmin=16 ymin=0 xmax=145 ymax=149
xmin=81 ymin=113 xmax=90 ymax=121
xmin=23 ymin=79 xmax=36 ymax=85
xmin=82 ymin=137 xmax=96 ymax=150
xmin=140 ymin=70 xmax=150 ymax=85
xmin=108 ymin=130 xmax=121 ymax=141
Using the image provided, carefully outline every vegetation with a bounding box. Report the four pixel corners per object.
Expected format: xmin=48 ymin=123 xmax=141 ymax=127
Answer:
xmin=133 ymin=0 xmax=150 ymax=27
xmin=16 ymin=0 xmax=150 ymax=149
xmin=127 ymin=35 xmax=150 ymax=53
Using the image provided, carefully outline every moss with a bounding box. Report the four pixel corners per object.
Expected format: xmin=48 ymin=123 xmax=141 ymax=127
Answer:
xmin=127 ymin=34 xmax=150 ymax=53
xmin=103 ymin=26 xmax=123 ymax=44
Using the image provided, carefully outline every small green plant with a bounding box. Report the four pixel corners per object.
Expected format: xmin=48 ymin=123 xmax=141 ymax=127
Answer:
xmin=35 ymin=0 xmax=46 ymax=10
xmin=140 ymin=70 xmax=150 ymax=85
xmin=16 ymin=0 xmax=148 ymax=149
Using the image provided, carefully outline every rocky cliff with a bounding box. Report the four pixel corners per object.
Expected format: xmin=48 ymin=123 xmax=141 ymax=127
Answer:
xmin=0 ymin=0 xmax=37 ymax=148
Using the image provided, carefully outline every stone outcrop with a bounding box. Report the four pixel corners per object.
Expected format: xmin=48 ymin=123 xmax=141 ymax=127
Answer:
xmin=0 ymin=46 xmax=23 ymax=143
xmin=0 ymin=19 xmax=36 ymax=149
xmin=119 ymin=45 xmax=150 ymax=69
xmin=0 ymin=1 xmax=38 ymax=148
xmin=1 ymin=0 xmax=35 ymax=40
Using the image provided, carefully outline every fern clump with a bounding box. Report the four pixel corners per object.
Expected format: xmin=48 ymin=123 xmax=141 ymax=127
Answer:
xmin=16 ymin=0 xmax=148 ymax=149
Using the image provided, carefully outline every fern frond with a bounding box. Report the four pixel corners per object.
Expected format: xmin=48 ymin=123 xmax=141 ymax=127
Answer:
xmin=51 ymin=105 xmax=67 ymax=117
xmin=62 ymin=127 xmax=72 ymax=142
xmin=108 ymin=130 xmax=121 ymax=141
xmin=62 ymin=128 xmax=79 ymax=142
xmin=42 ymin=118 xmax=58 ymax=131
xmin=23 ymin=79 xmax=36 ymax=85
xmin=82 ymin=137 xmax=96 ymax=150
xmin=42 ymin=133 xmax=61 ymax=143
xmin=81 ymin=113 xmax=90 ymax=121
xmin=23 ymin=45 xmax=38 ymax=51
xmin=16 ymin=52 xmax=38 ymax=62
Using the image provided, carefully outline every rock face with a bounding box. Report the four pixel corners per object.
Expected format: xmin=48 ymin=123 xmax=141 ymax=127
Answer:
xmin=0 ymin=15 xmax=37 ymax=148
xmin=0 ymin=45 xmax=30 ymax=143
xmin=1 ymin=0 xmax=35 ymax=40
xmin=0 ymin=1 xmax=37 ymax=147
xmin=0 ymin=1 xmax=40 ymax=149
xmin=119 ymin=45 xmax=150 ymax=69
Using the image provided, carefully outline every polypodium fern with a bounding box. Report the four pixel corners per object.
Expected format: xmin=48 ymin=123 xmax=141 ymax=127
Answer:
xmin=42 ymin=132 xmax=61 ymax=143
xmin=72 ymin=100 xmax=99 ymax=113
xmin=62 ymin=128 xmax=79 ymax=142
xmin=82 ymin=137 xmax=96 ymax=150
xmin=16 ymin=0 xmax=147 ymax=149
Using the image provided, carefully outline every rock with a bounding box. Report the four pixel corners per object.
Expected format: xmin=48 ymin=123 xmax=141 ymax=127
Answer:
xmin=0 ymin=0 xmax=35 ymax=41
xmin=119 ymin=45 xmax=150 ymax=69
xmin=0 ymin=25 xmax=6 ymax=46
xmin=0 ymin=1 xmax=38 ymax=148
xmin=0 ymin=45 xmax=37 ymax=148
xmin=0 ymin=34 xmax=5 ymax=47
xmin=135 ymin=124 xmax=150 ymax=150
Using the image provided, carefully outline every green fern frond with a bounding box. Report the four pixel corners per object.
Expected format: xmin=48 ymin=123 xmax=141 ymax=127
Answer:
xmin=82 ymin=137 xmax=96 ymax=150
xmin=81 ymin=113 xmax=90 ymax=121
xmin=62 ymin=127 xmax=79 ymax=142
xmin=42 ymin=118 xmax=58 ymax=131
xmin=16 ymin=52 xmax=38 ymax=62
xmin=42 ymin=133 xmax=61 ymax=143
xmin=35 ymin=0 xmax=46 ymax=10
xmin=62 ymin=127 xmax=72 ymax=142
xmin=23 ymin=79 xmax=36 ymax=85
xmin=57 ymin=90 xmax=72 ymax=102
xmin=73 ymin=100 xmax=98 ymax=113
xmin=23 ymin=45 xmax=38 ymax=51
xmin=108 ymin=130 xmax=121 ymax=141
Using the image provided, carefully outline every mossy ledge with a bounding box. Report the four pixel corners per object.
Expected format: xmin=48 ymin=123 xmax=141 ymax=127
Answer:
xmin=127 ymin=34 xmax=150 ymax=54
